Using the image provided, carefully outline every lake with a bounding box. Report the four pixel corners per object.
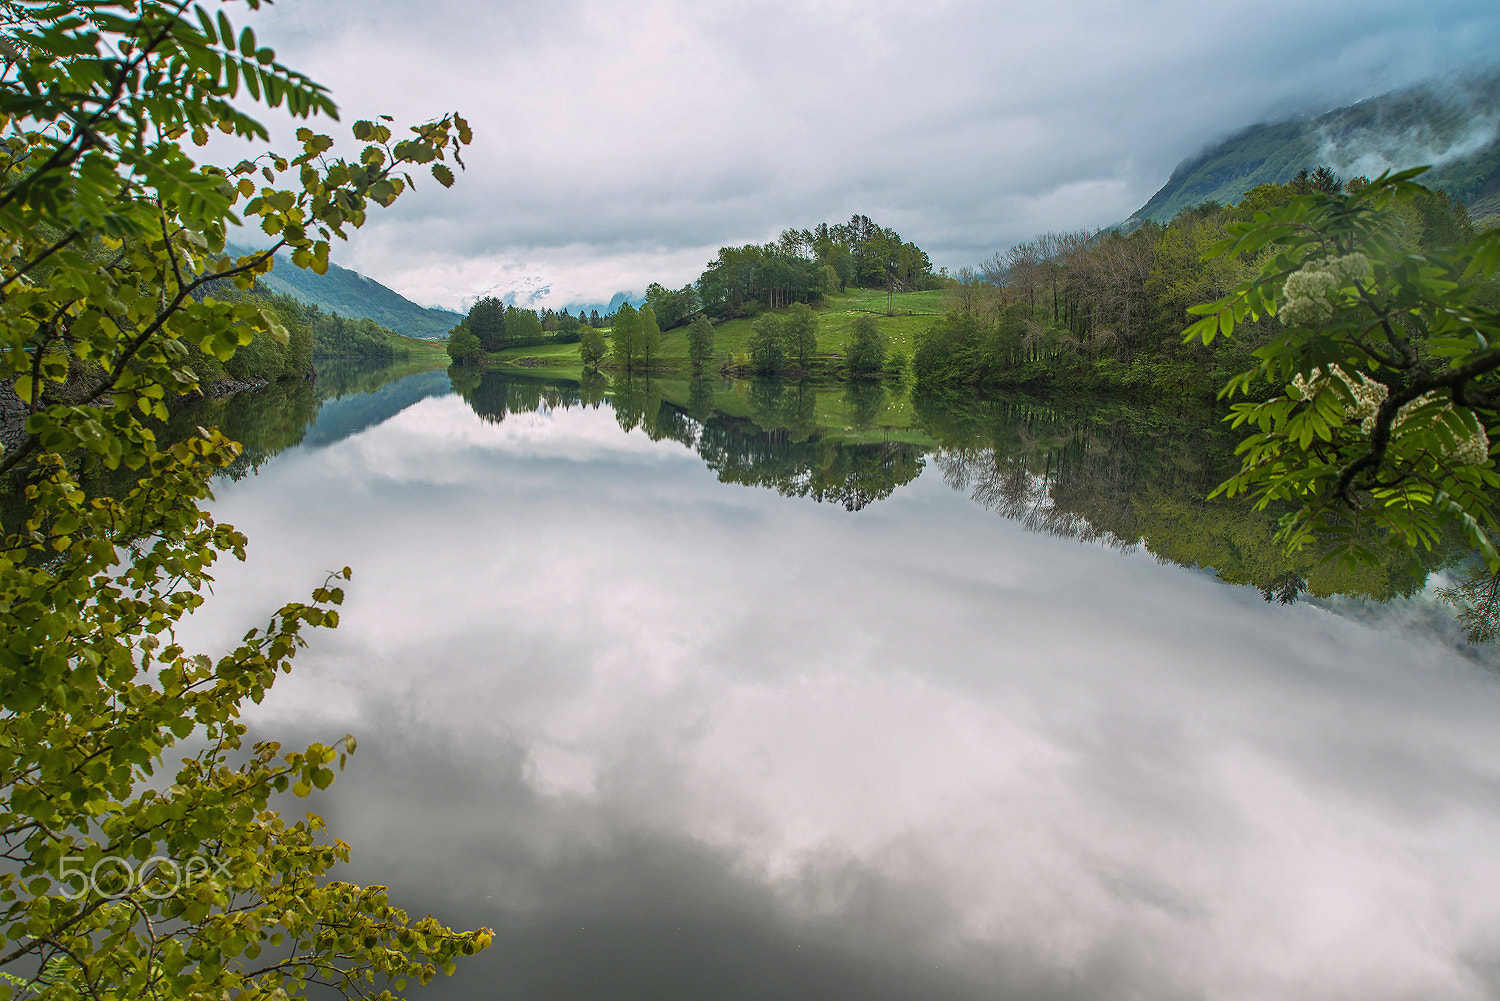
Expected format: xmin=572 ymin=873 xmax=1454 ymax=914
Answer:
xmin=174 ymin=363 xmax=1500 ymax=1001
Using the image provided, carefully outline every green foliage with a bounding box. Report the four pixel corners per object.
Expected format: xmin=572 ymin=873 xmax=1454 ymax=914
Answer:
xmin=181 ymin=280 xmax=316 ymax=383
xmin=784 ymin=302 xmax=817 ymax=369
xmin=695 ymin=215 xmax=938 ymax=319
xmin=639 ymin=305 xmax=662 ymax=367
xmin=261 ymin=292 xmax=415 ymax=362
xmin=504 ymin=304 xmax=543 ymax=345
xmin=468 ymin=296 xmax=505 ymax=351
xmin=0 ymin=2 xmax=488 ymax=996
xmin=686 ymin=314 xmax=715 ymax=370
xmin=643 ymin=282 xmax=700 ymax=330
xmin=612 ymin=302 xmax=641 ymax=370
xmin=579 ymin=325 xmax=606 ymax=369
xmin=446 ymin=324 xmax=485 ymax=364
xmin=913 ymin=180 xmax=1481 ymax=399
xmin=748 ymin=313 xmax=785 ymax=374
xmin=1185 ymin=169 xmax=1500 ymax=570
xmin=454 ymin=296 xmax=579 ymax=355
xmin=845 ymin=315 xmax=886 ymax=375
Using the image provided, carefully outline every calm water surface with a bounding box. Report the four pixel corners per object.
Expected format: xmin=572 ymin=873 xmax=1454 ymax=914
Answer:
xmin=176 ymin=367 xmax=1500 ymax=1001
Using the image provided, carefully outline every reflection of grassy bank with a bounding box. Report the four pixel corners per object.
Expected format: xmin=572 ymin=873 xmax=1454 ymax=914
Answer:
xmin=650 ymin=375 xmax=930 ymax=446
xmin=449 ymin=367 xmax=927 ymax=511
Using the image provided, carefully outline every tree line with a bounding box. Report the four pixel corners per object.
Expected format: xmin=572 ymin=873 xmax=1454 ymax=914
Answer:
xmin=447 ymin=297 xmax=591 ymax=363
xmin=696 ymin=214 xmax=941 ymax=320
xmin=188 ymin=273 xmax=418 ymax=384
xmin=582 ymin=213 xmax=945 ymax=340
xmin=917 ymin=169 xmax=1487 ymax=398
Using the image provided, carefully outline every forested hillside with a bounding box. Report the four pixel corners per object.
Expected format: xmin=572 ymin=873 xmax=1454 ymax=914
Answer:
xmin=226 ymin=242 xmax=462 ymax=338
xmin=921 ymin=175 xmax=1489 ymax=398
xmin=1132 ymin=70 xmax=1500 ymax=224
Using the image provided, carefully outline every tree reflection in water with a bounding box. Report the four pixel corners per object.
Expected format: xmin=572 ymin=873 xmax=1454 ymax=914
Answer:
xmin=139 ymin=363 xmax=1499 ymax=639
xmin=911 ymin=387 xmax=1470 ymax=608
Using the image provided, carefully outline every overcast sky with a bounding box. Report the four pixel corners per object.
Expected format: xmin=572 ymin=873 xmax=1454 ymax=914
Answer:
xmin=238 ymin=0 xmax=1500 ymax=311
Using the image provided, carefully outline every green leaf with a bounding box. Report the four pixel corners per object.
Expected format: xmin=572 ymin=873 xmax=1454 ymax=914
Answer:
xmin=194 ymin=5 xmax=218 ymax=44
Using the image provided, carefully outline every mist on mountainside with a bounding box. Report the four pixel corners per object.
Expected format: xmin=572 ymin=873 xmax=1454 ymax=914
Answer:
xmin=1131 ymin=69 xmax=1500 ymax=224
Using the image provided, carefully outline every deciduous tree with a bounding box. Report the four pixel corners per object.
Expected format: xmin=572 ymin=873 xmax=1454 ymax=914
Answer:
xmin=580 ymin=325 xmax=606 ymax=369
xmin=639 ymin=304 xmax=662 ymax=368
xmin=686 ymin=314 xmax=716 ymax=371
xmin=447 ymin=325 xmax=485 ymax=364
xmin=749 ymin=313 xmax=785 ymax=374
xmin=1187 ymin=169 xmax=1500 ymax=569
xmin=845 ymin=315 xmax=887 ymax=375
xmin=785 ymin=302 xmax=818 ymax=370
xmin=612 ymin=302 xmax=641 ymax=370
xmin=0 ymin=3 xmax=490 ymax=996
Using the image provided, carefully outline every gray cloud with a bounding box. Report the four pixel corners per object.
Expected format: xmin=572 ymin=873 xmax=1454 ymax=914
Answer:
xmin=228 ymin=0 xmax=1500 ymax=308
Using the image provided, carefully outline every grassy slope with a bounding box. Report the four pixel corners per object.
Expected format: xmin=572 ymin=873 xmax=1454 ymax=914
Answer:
xmin=490 ymin=288 xmax=947 ymax=373
xmin=389 ymin=331 xmax=450 ymax=359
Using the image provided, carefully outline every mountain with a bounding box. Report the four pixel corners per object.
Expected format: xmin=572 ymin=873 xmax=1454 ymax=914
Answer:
xmin=460 ymin=279 xmax=643 ymax=319
xmin=461 ymin=275 xmax=552 ymax=313
xmin=1130 ymin=70 xmax=1500 ymax=225
xmin=227 ymin=243 xmax=462 ymax=339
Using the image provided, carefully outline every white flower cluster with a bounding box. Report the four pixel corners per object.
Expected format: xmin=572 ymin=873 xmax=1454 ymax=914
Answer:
xmin=1279 ymin=253 xmax=1370 ymax=327
xmin=1293 ymin=367 xmax=1490 ymax=465
xmin=1392 ymin=392 xmax=1492 ymax=466
xmin=1281 ymin=270 xmax=1338 ymax=326
xmin=1330 ymin=252 xmax=1371 ymax=283
xmin=1290 ymin=366 xmax=1388 ymax=430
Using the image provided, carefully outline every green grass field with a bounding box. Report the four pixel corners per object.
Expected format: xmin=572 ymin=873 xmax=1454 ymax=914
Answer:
xmin=392 ymin=332 xmax=451 ymax=358
xmin=831 ymin=286 xmax=950 ymax=315
xmin=489 ymin=287 xmax=952 ymax=376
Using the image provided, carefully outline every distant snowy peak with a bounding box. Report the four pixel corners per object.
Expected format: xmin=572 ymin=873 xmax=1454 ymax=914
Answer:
xmin=458 ymin=278 xmax=642 ymax=318
xmin=461 ymin=276 xmax=552 ymax=313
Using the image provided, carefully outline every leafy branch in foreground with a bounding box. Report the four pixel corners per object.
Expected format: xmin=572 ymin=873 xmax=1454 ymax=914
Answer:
xmin=1186 ymin=169 xmax=1500 ymax=570
xmin=0 ymin=2 xmax=487 ymax=998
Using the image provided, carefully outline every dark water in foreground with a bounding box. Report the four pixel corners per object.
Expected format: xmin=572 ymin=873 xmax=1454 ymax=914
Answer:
xmin=175 ymin=365 xmax=1500 ymax=1001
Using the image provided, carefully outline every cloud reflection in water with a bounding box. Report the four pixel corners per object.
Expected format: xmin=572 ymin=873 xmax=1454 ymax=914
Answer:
xmin=179 ymin=394 xmax=1500 ymax=1000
